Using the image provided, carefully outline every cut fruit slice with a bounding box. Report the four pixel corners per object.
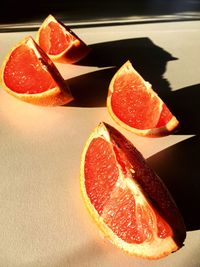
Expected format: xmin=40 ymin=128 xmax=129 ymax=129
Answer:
xmin=35 ymin=14 xmax=90 ymax=64
xmin=107 ymin=61 xmax=179 ymax=137
xmin=80 ymin=122 xmax=186 ymax=259
xmin=0 ymin=36 xmax=73 ymax=106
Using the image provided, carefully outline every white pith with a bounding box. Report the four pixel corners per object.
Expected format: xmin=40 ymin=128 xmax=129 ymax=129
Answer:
xmin=26 ymin=37 xmax=42 ymax=59
xmin=37 ymin=14 xmax=76 ymax=58
xmin=8 ymin=37 xmax=57 ymax=97
xmin=80 ymin=123 xmax=179 ymax=259
xmin=107 ymin=61 xmax=179 ymax=137
xmin=0 ymin=36 xmax=73 ymax=105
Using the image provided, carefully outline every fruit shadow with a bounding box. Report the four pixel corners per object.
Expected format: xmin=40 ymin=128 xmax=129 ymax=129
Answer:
xmin=147 ymin=135 xmax=200 ymax=231
xmin=68 ymin=38 xmax=200 ymax=136
xmin=67 ymin=37 xmax=176 ymax=107
xmin=53 ymin=240 xmax=107 ymax=267
xmin=67 ymin=67 xmax=117 ymax=107
xmin=170 ymin=83 xmax=200 ymax=135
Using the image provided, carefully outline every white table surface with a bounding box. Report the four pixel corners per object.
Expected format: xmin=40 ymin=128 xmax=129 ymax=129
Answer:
xmin=0 ymin=20 xmax=200 ymax=267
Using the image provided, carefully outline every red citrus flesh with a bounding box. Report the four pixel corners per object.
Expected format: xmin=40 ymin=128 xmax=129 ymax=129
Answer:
xmin=156 ymin=103 xmax=173 ymax=127
xmin=107 ymin=61 xmax=179 ymax=137
xmin=84 ymin=138 xmax=119 ymax=215
xmin=39 ymin=21 xmax=76 ymax=55
xmin=36 ymin=15 xmax=90 ymax=64
xmin=111 ymin=72 xmax=173 ymax=129
xmin=84 ymin=136 xmax=173 ymax=244
xmin=3 ymin=44 xmax=57 ymax=94
xmin=102 ymin=186 xmax=173 ymax=243
xmin=81 ymin=122 xmax=186 ymax=258
xmin=1 ymin=36 xmax=73 ymax=106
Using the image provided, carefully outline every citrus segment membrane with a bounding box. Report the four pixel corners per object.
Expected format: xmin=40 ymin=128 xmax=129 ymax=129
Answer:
xmin=156 ymin=103 xmax=173 ymax=127
xmin=4 ymin=44 xmax=57 ymax=94
xmin=106 ymin=123 xmax=185 ymax=241
xmin=36 ymin=15 xmax=90 ymax=64
xmin=81 ymin=122 xmax=186 ymax=259
xmin=85 ymin=136 xmax=173 ymax=244
xmin=111 ymin=73 xmax=161 ymax=129
xmin=39 ymin=21 xmax=76 ymax=55
xmin=107 ymin=61 xmax=179 ymax=136
xmin=1 ymin=36 xmax=73 ymax=106
xmin=102 ymin=186 xmax=155 ymax=244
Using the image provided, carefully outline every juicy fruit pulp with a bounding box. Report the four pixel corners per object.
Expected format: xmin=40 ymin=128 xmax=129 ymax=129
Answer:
xmin=1 ymin=36 xmax=73 ymax=106
xmin=107 ymin=61 xmax=179 ymax=136
xmin=4 ymin=44 xmax=57 ymax=94
xmin=36 ymin=15 xmax=90 ymax=64
xmin=85 ymin=137 xmax=172 ymax=243
xmin=84 ymin=138 xmax=119 ymax=215
xmin=111 ymin=73 xmax=173 ymax=129
xmin=81 ymin=122 xmax=186 ymax=259
xmin=39 ymin=21 xmax=76 ymax=55
xmin=85 ymin=137 xmax=171 ymax=243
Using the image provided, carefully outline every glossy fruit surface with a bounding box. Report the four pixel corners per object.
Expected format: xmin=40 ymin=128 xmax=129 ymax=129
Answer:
xmin=36 ymin=14 xmax=90 ymax=63
xmin=1 ymin=36 xmax=73 ymax=106
xmin=107 ymin=61 xmax=179 ymax=137
xmin=80 ymin=122 xmax=186 ymax=259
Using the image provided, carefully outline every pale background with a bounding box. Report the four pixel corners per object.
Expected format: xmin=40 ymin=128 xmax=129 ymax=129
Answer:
xmin=0 ymin=17 xmax=200 ymax=267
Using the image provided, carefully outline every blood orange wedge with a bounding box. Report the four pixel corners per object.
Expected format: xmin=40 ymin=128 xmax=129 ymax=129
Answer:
xmin=35 ymin=14 xmax=90 ymax=64
xmin=107 ymin=61 xmax=179 ymax=137
xmin=0 ymin=36 xmax=73 ymax=106
xmin=80 ymin=122 xmax=186 ymax=259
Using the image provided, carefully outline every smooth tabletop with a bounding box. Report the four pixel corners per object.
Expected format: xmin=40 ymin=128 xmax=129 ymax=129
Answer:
xmin=0 ymin=20 xmax=200 ymax=267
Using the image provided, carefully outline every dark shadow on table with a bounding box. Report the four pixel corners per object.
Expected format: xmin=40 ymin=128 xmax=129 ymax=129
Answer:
xmin=67 ymin=37 xmax=200 ymax=233
xmin=67 ymin=37 xmax=176 ymax=107
xmin=1 ymin=0 xmax=200 ymax=25
xmin=54 ymin=239 xmax=106 ymax=267
xmin=147 ymin=135 xmax=200 ymax=231
xmin=67 ymin=68 xmax=116 ymax=107
xmin=68 ymin=37 xmax=200 ymax=136
xmin=170 ymin=84 xmax=200 ymax=135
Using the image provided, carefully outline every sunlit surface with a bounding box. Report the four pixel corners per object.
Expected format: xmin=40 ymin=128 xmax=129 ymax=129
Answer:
xmin=0 ymin=20 xmax=200 ymax=267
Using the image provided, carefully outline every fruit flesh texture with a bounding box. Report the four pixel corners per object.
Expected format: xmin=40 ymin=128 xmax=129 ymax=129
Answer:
xmin=4 ymin=44 xmax=57 ymax=94
xmin=108 ymin=124 xmax=185 ymax=242
xmin=39 ymin=21 xmax=76 ymax=55
xmin=111 ymin=73 xmax=173 ymax=129
xmin=84 ymin=137 xmax=174 ymax=244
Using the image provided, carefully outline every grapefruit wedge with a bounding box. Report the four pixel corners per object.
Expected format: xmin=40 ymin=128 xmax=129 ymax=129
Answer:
xmin=0 ymin=36 xmax=73 ymax=106
xmin=36 ymin=14 xmax=90 ymax=64
xmin=107 ymin=61 xmax=179 ymax=137
xmin=80 ymin=122 xmax=186 ymax=259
